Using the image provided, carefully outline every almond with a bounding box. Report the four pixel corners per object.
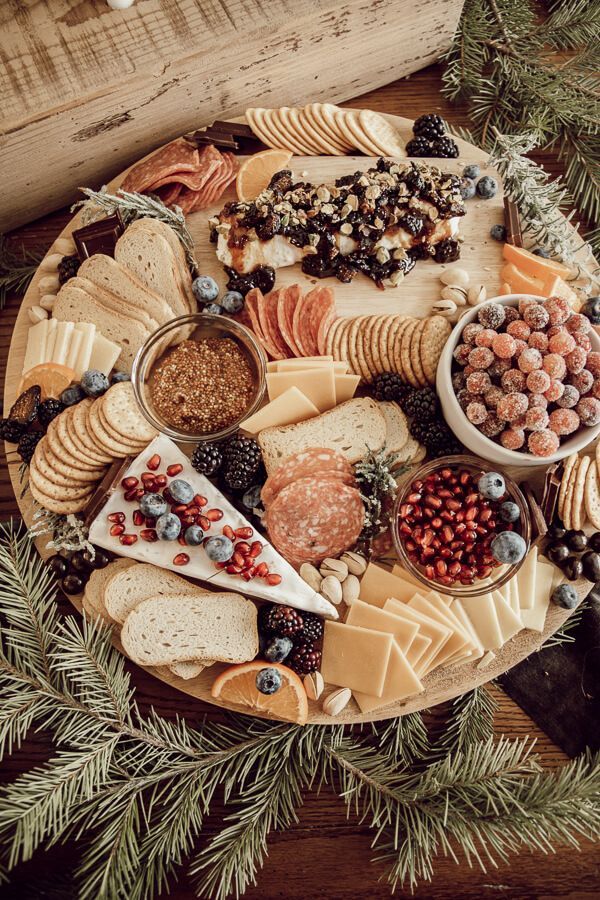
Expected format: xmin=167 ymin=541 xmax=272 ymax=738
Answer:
xmin=323 ymin=687 xmax=352 ymax=716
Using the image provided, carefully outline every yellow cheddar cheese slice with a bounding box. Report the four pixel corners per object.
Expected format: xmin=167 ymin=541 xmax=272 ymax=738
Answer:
xmin=240 ymin=386 xmax=319 ymax=435
xmin=354 ymin=641 xmax=423 ymax=714
xmin=266 ymin=368 xmax=336 ymax=412
xmin=345 ymin=599 xmax=419 ymax=653
xmin=321 ymin=621 xmax=393 ymax=697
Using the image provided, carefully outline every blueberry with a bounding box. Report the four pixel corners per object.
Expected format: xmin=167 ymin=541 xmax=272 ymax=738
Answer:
xmin=264 ymin=637 xmax=293 ymax=663
xmin=204 ymin=535 xmax=234 ymax=563
xmin=476 ymin=176 xmax=498 ymax=199
xmin=139 ymin=492 xmax=168 ymax=518
xmin=242 ymin=484 xmax=263 ymax=510
xmin=155 ymin=513 xmax=181 ymax=541
xmin=192 ymin=275 xmax=219 ymax=303
xmin=60 ymin=384 xmax=86 ymax=406
xmin=220 ymin=290 xmax=244 ymax=314
xmin=498 ymin=501 xmax=520 ymax=523
xmin=111 ymin=371 xmax=131 ymax=384
xmin=552 ymin=583 xmax=578 ymax=609
xmin=462 ymin=164 xmax=480 ymax=180
xmin=184 ymin=524 xmax=204 ymax=546
xmin=490 ymin=531 xmax=526 ymax=564
xmin=478 ymin=472 xmax=506 ymax=501
xmin=490 ymin=224 xmax=507 ymax=242
xmin=81 ymin=369 xmax=109 ymax=398
xmin=255 ymin=667 xmax=282 ymax=694
xmin=459 ymin=178 xmax=476 ymax=200
xmin=203 ymin=303 xmax=223 ymax=316
xmin=169 ymin=479 xmax=194 ymax=504
xmin=532 ymin=247 xmax=550 ymax=258
xmin=582 ymin=297 xmax=600 ymax=326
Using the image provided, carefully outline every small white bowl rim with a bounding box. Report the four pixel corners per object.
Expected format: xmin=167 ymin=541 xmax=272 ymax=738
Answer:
xmin=437 ymin=294 xmax=600 ymax=465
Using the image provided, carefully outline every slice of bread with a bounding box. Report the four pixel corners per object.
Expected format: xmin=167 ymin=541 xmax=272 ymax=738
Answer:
xmin=79 ymin=255 xmax=176 ymax=325
xmin=53 ymin=284 xmax=152 ymax=372
xmin=104 ymin=562 xmax=201 ymax=623
xmin=83 ymin=558 xmax=136 ymax=625
xmin=379 ymin=401 xmax=409 ymax=454
xmin=71 ymin=275 xmax=160 ymax=333
xmin=258 ymin=397 xmax=387 ymax=472
xmin=120 ymin=593 xmax=258 ymax=666
xmin=169 ymin=661 xmax=213 ymax=679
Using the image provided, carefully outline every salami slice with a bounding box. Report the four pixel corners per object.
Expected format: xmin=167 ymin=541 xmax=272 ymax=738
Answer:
xmin=121 ymin=139 xmax=199 ymax=193
xmin=277 ymin=285 xmax=303 ymax=357
xmin=312 ymin=287 xmax=336 ymax=355
xmin=258 ymin=290 xmax=290 ymax=359
xmin=155 ymin=183 xmax=183 ymax=207
xmin=261 ymin=447 xmax=355 ymax=508
xmin=266 ymin=475 xmax=364 ymax=564
xmin=252 ymin=289 xmax=285 ymax=359
xmin=245 ymin=288 xmax=270 ymax=351
xmin=192 ymin=151 xmax=238 ymax=211
xmin=291 ymin=290 xmax=312 ymax=357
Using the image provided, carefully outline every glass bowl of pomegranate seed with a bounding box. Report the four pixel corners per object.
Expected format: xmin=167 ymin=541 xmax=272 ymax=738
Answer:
xmin=391 ymin=454 xmax=531 ymax=598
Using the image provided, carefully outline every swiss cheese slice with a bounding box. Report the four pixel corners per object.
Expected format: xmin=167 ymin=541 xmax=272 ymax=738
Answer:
xmin=266 ymin=368 xmax=336 ymax=412
xmin=240 ymin=387 xmax=319 ymax=435
xmin=491 ymin=590 xmax=523 ymax=643
xmin=321 ymin=621 xmax=393 ymax=697
xmin=88 ymin=332 xmax=122 ymax=376
xmin=354 ymin=640 xmax=423 ymax=714
xmin=345 ymin=599 xmax=419 ymax=653
xmin=520 ymin=561 xmax=556 ymax=632
xmin=22 ymin=319 xmax=49 ymax=374
xmin=73 ymin=323 xmax=97 ymax=378
xmin=360 ymin=563 xmax=417 ymax=607
xmin=517 ymin=546 xmax=537 ymax=610
xmin=460 ymin=592 xmax=503 ymax=650
xmin=44 ymin=319 xmax=58 ymax=365
xmin=52 ymin=321 xmax=74 ymax=366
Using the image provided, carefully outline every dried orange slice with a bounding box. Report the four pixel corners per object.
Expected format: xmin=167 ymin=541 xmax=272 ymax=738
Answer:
xmin=211 ymin=660 xmax=308 ymax=725
xmin=236 ymin=149 xmax=293 ymax=201
xmin=18 ymin=363 xmax=75 ymax=399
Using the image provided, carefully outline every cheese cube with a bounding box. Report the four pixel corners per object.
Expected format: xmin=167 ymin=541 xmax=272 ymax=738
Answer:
xmin=321 ymin=621 xmax=393 ymax=697
xmin=266 ymin=368 xmax=336 ymax=412
xmin=354 ymin=641 xmax=423 ymax=714
xmin=240 ymin=387 xmax=319 ymax=435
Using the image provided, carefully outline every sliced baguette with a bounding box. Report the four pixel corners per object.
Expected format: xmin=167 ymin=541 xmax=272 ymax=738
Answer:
xmin=70 ymin=275 xmax=160 ymax=333
xmin=104 ymin=562 xmax=201 ymax=623
xmin=83 ymin=558 xmax=136 ymax=625
xmin=258 ymin=397 xmax=386 ymax=472
xmin=379 ymin=401 xmax=409 ymax=454
xmin=53 ymin=284 xmax=152 ymax=372
xmin=79 ymin=255 xmax=176 ymax=325
xmin=120 ymin=593 xmax=258 ymax=666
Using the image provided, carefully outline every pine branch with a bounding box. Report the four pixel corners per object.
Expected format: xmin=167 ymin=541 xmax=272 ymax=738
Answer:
xmin=372 ymin=712 xmax=431 ymax=766
xmin=437 ymin=687 xmax=498 ymax=755
xmin=0 ymin=236 xmax=45 ymax=310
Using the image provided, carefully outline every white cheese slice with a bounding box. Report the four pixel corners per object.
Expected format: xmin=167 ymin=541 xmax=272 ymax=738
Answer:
xmin=507 ymin=575 xmax=520 ymax=615
xmin=520 ymin=561 xmax=555 ymax=632
xmin=460 ymin=592 xmax=503 ymax=650
xmin=383 ymin=598 xmax=451 ymax=676
xmin=22 ymin=319 xmax=49 ymax=374
xmin=44 ymin=319 xmax=58 ymax=366
xmin=451 ymin=599 xmax=484 ymax=657
xmin=89 ymin=434 xmax=338 ymax=619
xmin=88 ymin=332 xmax=122 ymax=377
xmin=66 ymin=329 xmax=83 ymax=372
xmin=517 ymin=546 xmax=537 ymax=610
xmin=491 ymin=590 xmax=522 ymax=643
xmin=73 ymin=323 xmax=96 ymax=378
xmin=52 ymin=321 xmax=74 ymax=366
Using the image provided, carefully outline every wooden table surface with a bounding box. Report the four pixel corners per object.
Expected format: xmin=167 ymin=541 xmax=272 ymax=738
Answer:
xmin=1 ymin=64 xmax=598 ymax=899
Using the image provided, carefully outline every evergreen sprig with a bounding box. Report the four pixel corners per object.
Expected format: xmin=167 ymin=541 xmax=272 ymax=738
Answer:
xmin=1 ymin=519 xmax=599 ymax=898
xmin=443 ymin=0 xmax=600 ymax=229
xmin=0 ymin=236 xmax=45 ymax=310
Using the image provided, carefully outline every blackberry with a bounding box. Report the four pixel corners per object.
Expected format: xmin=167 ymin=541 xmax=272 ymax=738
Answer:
xmin=0 ymin=418 xmax=27 ymax=443
xmin=433 ymin=239 xmax=460 ymax=264
xmin=295 ymin=612 xmax=324 ymax=645
xmin=413 ymin=114 xmax=446 ymax=141
xmin=371 ymin=372 xmax=405 ymax=402
xmin=37 ymin=398 xmax=65 ymax=428
xmin=191 ymin=442 xmax=223 ymax=477
xmin=264 ymin=605 xmax=304 ymax=638
xmin=57 ymin=254 xmax=80 ymax=285
xmin=399 ymin=214 xmax=425 ymax=237
xmin=288 ymin=643 xmax=322 ymax=676
xmin=409 ymin=419 xmax=429 ymax=442
xmin=421 ymin=422 xmax=462 ymax=457
xmin=8 ymin=385 xmax=41 ymax=426
xmin=403 ymin=387 xmax=438 ymax=422
xmin=17 ymin=430 xmax=43 ymax=465
xmin=430 ymin=137 xmax=459 ymax=159
xmin=406 ymin=137 xmax=433 ymax=158
xmin=222 ymin=435 xmax=262 ymax=491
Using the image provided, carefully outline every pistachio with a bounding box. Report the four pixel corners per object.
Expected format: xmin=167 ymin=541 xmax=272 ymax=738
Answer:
xmin=299 ymin=563 xmax=322 ymax=593
xmin=340 ymin=551 xmax=367 ymax=576
xmin=467 ymin=284 xmax=487 ymax=306
xmin=342 ymin=573 xmax=360 ymax=604
xmin=319 ymin=558 xmax=348 ymax=581
xmin=431 ymin=298 xmax=458 ymax=319
xmin=320 ymin=575 xmax=343 ymax=606
xmin=323 ymin=687 xmax=352 ymax=717
xmin=303 ymin=671 xmax=324 ymax=701
xmin=440 ymin=266 xmax=470 ymax=288
xmin=28 ymin=305 xmax=48 ymax=324
xmin=39 ymin=294 xmax=56 ymax=311
xmin=340 ymin=222 xmax=353 ymax=235
xmin=53 ymin=237 xmax=76 ymax=256
xmin=441 ymin=285 xmax=468 ymax=306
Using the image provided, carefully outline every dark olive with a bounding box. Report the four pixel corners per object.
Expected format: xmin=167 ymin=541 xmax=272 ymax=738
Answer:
xmin=70 ymin=551 xmax=91 ymax=574
xmin=61 ymin=574 xmax=84 ymax=594
xmin=581 ymin=551 xmax=600 ymax=583
xmin=83 ymin=548 xmax=110 ymax=569
xmin=546 ymin=541 xmax=570 ymax=565
xmin=47 ymin=555 xmax=68 ymax=578
xmin=588 ymin=532 xmax=600 ymax=553
xmin=565 ymin=530 xmax=588 ymax=552
xmin=547 ymin=524 xmax=566 ymax=542
xmin=562 ymin=556 xmax=583 ymax=581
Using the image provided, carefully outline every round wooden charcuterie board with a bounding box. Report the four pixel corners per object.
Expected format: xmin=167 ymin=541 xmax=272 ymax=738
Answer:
xmin=5 ymin=112 xmax=593 ymax=724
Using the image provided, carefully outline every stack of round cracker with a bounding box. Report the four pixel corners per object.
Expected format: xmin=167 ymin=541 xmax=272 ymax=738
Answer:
xmin=558 ymin=448 xmax=600 ymax=531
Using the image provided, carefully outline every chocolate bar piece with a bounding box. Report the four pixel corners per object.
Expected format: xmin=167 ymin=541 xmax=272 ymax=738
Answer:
xmin=73 ymin=212 xmax=124 ymax=261
xmin=83 ymin=457 xmax=133 ymax=527
xmin=521 ymin=481 xmax=548 ymax=543
xmin=211 ymin=120 xmax=255 ymax=138
xmin=504 ymin=198 xmax=523 ymax=248
xmin=540 ymin=462 xmax=562 ymax=526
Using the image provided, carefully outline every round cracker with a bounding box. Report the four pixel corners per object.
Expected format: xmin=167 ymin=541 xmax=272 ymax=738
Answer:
xmin=34 ymin=437 xmax=100 ymax=487
xmin=400 ymin=319 xmax=419 ymax=387
xmin=392 ymin=318 xmax=412 ymax=382
xmin=358 ymin=109 xmax=406 ymax=158
xmin=411 ymin=319 xmax=429 ymax=387
xmin=333 ymin=108 xmax=377 ymax=156
xmin=29 ymin=455 xmax=95 ymax=501
xmin=325 ymin=316 xmax=345 ymax=358
xmin=102 ymin=383 xmax=158 ymax=444
xmin=558 ymin=453 xmax=578 ymax=521
xmin=571 ymin=454 xmax=590 ymax=531
xmin=420 ymin=316 xmax=452 ymax=385
xmin=342 ymin=110 xmax=381 ymax=156
xmin=584 ymin=457 xmax=600 ymax=530
xmin=87 ymin=404 xmax=136 ymax=457
xmin=562 ymin=457 xmax=580 ymax=530
xmin=309 ymin=104 xmax=352 ymax=152
xmin=369 ymin=315 xmax=388 ymax=376
xmin=298 ymin=108 xmax=339 ymax=155
xmin=245 ymin=108 xmax=278 ymax=149
xmin=29 ymin=476 xmax=91 ymax=515
xmin=377 ymin=315 xmax=395 ymax=373
xmin=97 ymin=403 xmax=146 ymax=451
xmin=332 ymin=317 xmax=350 ymax=363
xmin=360 ymin=316 xmax=382 ymax=382
xmin=269 ymin=108 xmax=314 ymax=155
xmin=71 ymin=400 xmax=114 ymax=463
xmin=42 ymin=438 xmax=105 ymax=482
xmin=51 ymin=412 xmax=110 ymax=470
xmin=346 ymin=316 xmax=369 ymax=379
xmin=386 ymin=316 xmax=407 ymax=378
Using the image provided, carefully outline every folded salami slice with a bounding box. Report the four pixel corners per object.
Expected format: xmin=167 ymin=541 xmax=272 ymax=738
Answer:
xmin=277 ymin=284 xmax=303 ymax=357
xmin=258 ymin=290 xmax=290 ymax=360
xmin=261 ymin=447 xmax=355 ymax=508
xmin=121 ymin=139 xmax=199 ymax=193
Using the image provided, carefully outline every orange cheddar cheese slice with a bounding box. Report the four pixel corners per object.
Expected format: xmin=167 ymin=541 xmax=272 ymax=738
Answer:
xmin=502 ymin=243 xmax=571 ymax=280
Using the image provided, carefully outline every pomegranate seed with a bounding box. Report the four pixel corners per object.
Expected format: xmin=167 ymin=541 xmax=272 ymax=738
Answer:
xmin=425 ymin=565 xmax=435 ymax=580
xmin=423 ymin=508 xmax=434 ymax=519
xmin=438 ymin=488 xmax=453 ymax=498
xmin=422 ymin=547 xmax=435 ymax=560
xmin=422 ymin=529 xmax=434 ymax=548
xmin=141 ymin=472 xmax=156 ymax=484
xmin=400 ymin=503 xmax=414 ymax=517
xmin=186 ymin=506 xmax=200 ymax=517
xmin=407 ymin=492 xmax=422 ymax=504
xmin=465 ymin=492 xmax=479 ymax=506
xmin=154 ymin=475 xmax=168 ymax=488
xmin=145 ymin=516 xmax=156 ymax=528
xmin=172 ymin=504 xmax=189 ymax=516
xmin=440 ymin=548 xmax=452 ymax=559
xmin=432 ymin=537 xmax=441 ymax=550
xmin=478 ymin=565 xmax=493 ymax=579
xmin=108 ymin=512 xmax=125 ymax=523
xmin=232 ymin=551 xmax=245 ymax=567
xmin=242 ymin=570 xmax=255 ymax=581
xmin=121 ymin=476 xmax=139 ymax=490
xmin=265 ymin=573 xmax=281 ymax=586
xmin=194 ymin=494 xmax=208 ymax=507
xmin=235 ymin=541 xmax=251 ymax=555
xmin=222 ymin=525 xmax=235 ymax=540
xmin=214 ymin=561 xmax=227 ymax=569
xmin=405 ymin=540 xmax=417 ymax=552
xmin=133 ymin=510 xmax=145 ymax=526
xmin=425 ymin=494 xmax=442 ymax=509
xmin=167 ymin=463 xmax=183 ymax=477
xmin=442 ymin=525 xmax=454 ymax=543
xmin=181 ymin=515 xmax=196 ymax=527
xmin=255 ymin=561 xmax=269 ymax=577
xmin=446 ymin=499 xmax=461 ymax=511
xmin=177 ymin=535 xmax=187 ymax=546
xmin=198 ymin=515 xmax=211 ymax=530
xmin=162 ymin=488 xmax=173 ymax=502
xmin=110 ymin=523 xmax=125 ymax=536
xmin=173 ymin=553 xmax=189 ymax=566
xmin=206 ymin=508 xmax=223 ymax=522
xmin=235 ymin=526 xmax=254 ymax=539
xmin=226 ymin=564 xmax=242 ymax=575
xmin=124 ymin=488 xmax=139 ymax=502
xmin=119 ymin=534 xmax=138 ymax=546
xmin=147 ymin=454 xmax=161 ymax=470
xmin=431 ymin=517 xmax=443 ymax=529
xmin=140 ymin=529 xmax=158 ymax=542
